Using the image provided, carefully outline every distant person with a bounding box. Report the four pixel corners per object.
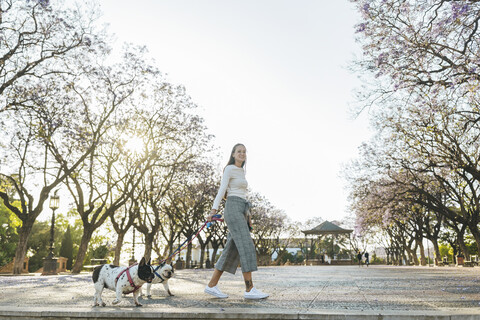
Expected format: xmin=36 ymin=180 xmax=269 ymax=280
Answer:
xmin=357 ymin=251 xmax=363 ymax=267
xmin=364 ymin=252 xmax=369 ymax=266
xmin=204 ymin=143 xmax=268 ymax=300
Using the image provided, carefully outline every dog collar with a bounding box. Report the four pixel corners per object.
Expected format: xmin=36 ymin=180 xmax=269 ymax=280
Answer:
xmin=153 ymin=265 xmax=165 ymax=283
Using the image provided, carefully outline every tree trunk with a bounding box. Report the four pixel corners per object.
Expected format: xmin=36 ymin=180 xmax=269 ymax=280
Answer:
xmin=469 ymin=226 xmax=480 ymax=258
xmin=166 ymin=243 xmax=177 ymax=263
xmin=395 ymin=250 xmax=401 ymax=265
xmin=418 ymin=241 xmax=426 ymax=266
xmin=13 ymin=221 xmax=35 ymax=274
xmin=432 ymin=239 xmax=441 ymax=266
xmin=458 ymin=233 xmax=469 ymax=258
xmin=113 ymin=231 xmax=126 ymax=266
xmin=410 ymin=244 xmax=420 ymax=265
xmin=452 ymin=246 xmax=458 ymax=264
xmin=212 ymin=246 xmax=219 ymax=265
xmin=405 ymin=247 xmax=414 ymax=265
xmin=186 ymin=242 xmax=192 ymax=268
xmin=162 ymin=244 xmax=170 ymax=261
xmin=143 ymin=233 xmax=154 ymax=262
xmin=199 ymin=243 xmax=205 ymax=268
xmin=71 ymin=227 xmax=94 ymax=274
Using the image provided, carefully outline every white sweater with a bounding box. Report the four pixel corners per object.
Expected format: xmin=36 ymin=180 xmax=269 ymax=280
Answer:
xmin=212 ymin=165 xmax=248 ymax=210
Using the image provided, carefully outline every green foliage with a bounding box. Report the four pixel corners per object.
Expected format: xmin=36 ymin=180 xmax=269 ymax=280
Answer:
xmin=59 ymin=226 xmax=74 ymax=270
xmin=276 ymin=250 xmax=304 ymax=264
xmin=91 ymin=245 xmax=109 ymax=259
xmin=371 ymin=253 xmax=384 ymax=265
xmin=26 ymin=221 xmax=51 ymax=272
xmin=88 ymin=229 xmax=114 ymax=262
xmin=465 ymin=235 xmax=478 ymax=256
xmin=307 ymin=242 xmax=317 ymax=259
xmin=439 ymin=244 xmax=452 ymax=261
xmin=0 ymin=201 xmax=21 ymax=267
xmin=63 ymin=211 xmax=92 ymax=259
xmin=26 ymin=214 xmax=80 ymax=272
xmin=311 ymin=235 xmax=349 ymax=258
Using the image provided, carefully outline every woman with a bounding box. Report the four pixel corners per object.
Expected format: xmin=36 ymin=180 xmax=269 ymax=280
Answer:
xmin=204 ymin=143 xmax=269 ymax=300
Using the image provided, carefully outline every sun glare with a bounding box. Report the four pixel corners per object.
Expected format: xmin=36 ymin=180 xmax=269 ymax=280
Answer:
xmin=124 ymin=136 xmax=144 ymax=154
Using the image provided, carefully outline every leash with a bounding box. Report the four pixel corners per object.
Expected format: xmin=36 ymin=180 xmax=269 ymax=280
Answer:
xmin=160 ymin=214 xmax=223 ymax=264
xmin=115 ymin=263 xmax=142 ymax=294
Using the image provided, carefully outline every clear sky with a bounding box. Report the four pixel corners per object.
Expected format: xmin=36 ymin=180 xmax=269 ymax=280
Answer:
xmin=97 ymin=0 xmax=372 ymax=224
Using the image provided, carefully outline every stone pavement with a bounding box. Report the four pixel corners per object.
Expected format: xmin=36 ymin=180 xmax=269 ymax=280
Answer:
xmin=1 ymin=265 xmax=480 ymax=319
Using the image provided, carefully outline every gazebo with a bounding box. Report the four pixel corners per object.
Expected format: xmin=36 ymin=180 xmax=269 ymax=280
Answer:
xmin=301 ymin=220 xmax=353 ymax=265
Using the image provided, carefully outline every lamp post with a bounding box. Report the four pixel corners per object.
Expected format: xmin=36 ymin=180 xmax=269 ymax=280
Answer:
xmin=175 ymin=225 xmax=183 ymax=269
xmin=128 ymin=227 xmax=137 ymax=266
xmin=132 ymin=227 xmax=136 ymax=259
xmin=205 ymin=230 xmax=211 ymax=269
xmin=42 ymin=191 xmax=59 ymax=275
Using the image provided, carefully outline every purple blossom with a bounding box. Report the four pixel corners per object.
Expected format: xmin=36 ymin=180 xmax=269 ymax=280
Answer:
xmin=376 ymin=52 xmax=387 ymax=67
xmin=451 ymin=3 xmax=469 ymax=20
xmin=29 ymin=0 xmax=50 ymax=7
xmin=363 ymin=3 xmax=370 ymax=13
xmin=356 ymin=23 xmax=367 ymax=33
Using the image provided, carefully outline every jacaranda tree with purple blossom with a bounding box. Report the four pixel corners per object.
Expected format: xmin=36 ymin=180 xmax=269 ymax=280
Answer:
xmin=0 ymin=0 xmax=112 ymax=274
xmin=64 ymin=45 xmax=166 ymax=274
xmin=0 ymin=0 xmax=108 ymax=113
xmin=126 ymin=79 xmax=213 ymax=265
xmin=348 ymin=0 xmax=480 ymax=262
xmin=351 ymin=0 xmax=480 ymax=112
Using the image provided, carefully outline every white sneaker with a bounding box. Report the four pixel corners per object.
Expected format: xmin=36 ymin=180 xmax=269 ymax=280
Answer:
xmin=244 ymin=287 xmax=269 ymax=299
xmin=204 ymin=285 xmax=228 ymax=299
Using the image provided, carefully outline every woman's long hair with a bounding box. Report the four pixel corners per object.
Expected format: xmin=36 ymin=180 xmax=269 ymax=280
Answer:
xmin=225 ymin=143 xmax=246 ymax=169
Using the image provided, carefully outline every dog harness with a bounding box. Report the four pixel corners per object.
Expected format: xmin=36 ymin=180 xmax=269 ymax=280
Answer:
xmin=153 ymin=265 xmax=165 ymax=283
xmin=115 ymin=263 xmax=142 ymax=294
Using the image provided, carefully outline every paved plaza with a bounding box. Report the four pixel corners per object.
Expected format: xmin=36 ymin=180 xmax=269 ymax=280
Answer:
xmin=1 ymin=265 xmax=480 ymax=319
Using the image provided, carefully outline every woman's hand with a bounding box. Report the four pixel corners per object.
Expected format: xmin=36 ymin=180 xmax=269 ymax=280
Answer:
xmin=207 ymin=209 xmax=216 ymax=222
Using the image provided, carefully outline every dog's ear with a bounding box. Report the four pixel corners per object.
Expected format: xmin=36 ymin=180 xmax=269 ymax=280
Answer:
xmin=147 ymin=258 xmax=151 ymax=265
xmin=160 ymin=261 xmax=166 ymax=267
xmin=139 ymin=257 xmax=146 ymax=266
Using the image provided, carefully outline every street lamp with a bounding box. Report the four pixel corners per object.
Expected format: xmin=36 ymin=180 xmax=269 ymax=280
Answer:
xmin=205 ymin=230 xmax=211 ymax=269
xmin=129 ymin=206 xmax=139 ymax=266
xmin=42 ymin=190 xmax=59 ymax=275
xmin=175 ymin=225 xmax=183 ymax=269
xmin=128 ymin=227 xmax=137 ymax=266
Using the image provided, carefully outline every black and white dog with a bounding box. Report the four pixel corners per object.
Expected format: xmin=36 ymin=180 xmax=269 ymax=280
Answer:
xmin=143 ymin=261 xmax=175 ymax=297
xmin=92 ymin=257 xmax=154 ymax=307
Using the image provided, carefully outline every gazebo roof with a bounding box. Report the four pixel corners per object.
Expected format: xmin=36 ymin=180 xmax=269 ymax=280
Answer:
xmin=302 ymin=220 xmax=353 ymax=235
